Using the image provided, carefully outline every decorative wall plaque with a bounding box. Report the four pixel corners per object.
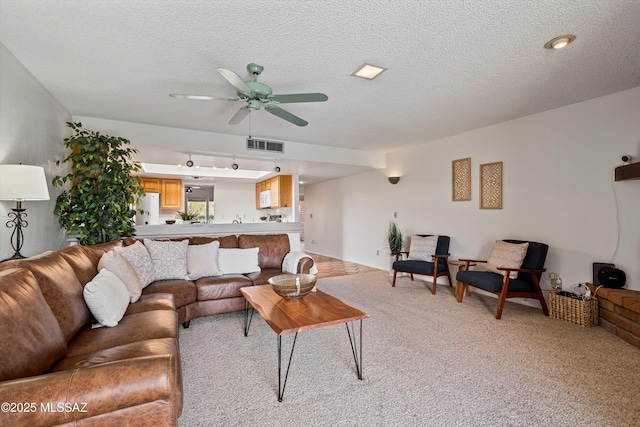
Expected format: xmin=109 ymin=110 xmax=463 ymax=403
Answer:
xmin=480 ymin=161 xmax=502 ymax=209
xmin=452 ymin=157 xmax=471 ymax=201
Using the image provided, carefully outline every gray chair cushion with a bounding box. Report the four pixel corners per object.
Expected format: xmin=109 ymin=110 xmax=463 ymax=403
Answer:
xmin=456 ymin=270 xmax=534 ymax=293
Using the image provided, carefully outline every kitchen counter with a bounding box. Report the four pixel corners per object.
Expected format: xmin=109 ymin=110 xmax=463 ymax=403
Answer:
xmin=133 ymin=222 xmax=303 ymax=250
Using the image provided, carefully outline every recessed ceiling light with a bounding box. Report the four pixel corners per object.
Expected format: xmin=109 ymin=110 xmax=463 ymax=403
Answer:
xmin=544 ymin=34 xmax=576 ymax=50
xmin=351 ymin=63 xmax=387 ymax=80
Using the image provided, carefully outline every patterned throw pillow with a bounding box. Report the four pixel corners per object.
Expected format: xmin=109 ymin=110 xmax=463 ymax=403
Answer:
xmin=115 ymin=241 xmax=156 ymax=287
xmin=486 ymin=240 xmax=529 ymax=279
xmin=408 ymin=235 xmax=439 ymax=262
xmin=187 ymin=240 xmax=222 ymax=280
xmin=144 ymin=239 xmax=189 ymax=281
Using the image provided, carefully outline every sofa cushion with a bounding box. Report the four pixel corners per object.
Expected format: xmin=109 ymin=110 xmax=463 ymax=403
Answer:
xmin=115 ymin=241 xmax=156 ymax=287
xmin=238 ymin=234 xmax=290 ymax=269
xmin=189 ymin=235 xmax=238 ymax=248
xmin=99 ymin=250 xmax=143 ymax=303
xmin=59 ymin=245 xmax=100 ymax=286
xmin=142 ymin=279 xmax=197 ymax=308
xmin=124 ymin=293 xmax=176 ymax=316
xmin=245 ymin=269 xmax=290 ymax=286
xmin=66 ymin=310 xmax=178 ymax=357
xmin=195 ymin=274 xmax=252 ymax=300
xmin=0 ymin=268 xmax=67 ymax=381
xmin=187 ymin=240 xmax=222 ymax=280
xmin=83 ymin=269 xmax=130 ymax=327
xmin=218 ymin=247 xmax=261 ymax=274
xmin=0 ymin=252 xmax=90 ymax=343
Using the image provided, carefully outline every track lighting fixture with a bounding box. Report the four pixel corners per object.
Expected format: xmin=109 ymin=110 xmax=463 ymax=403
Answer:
xmin=186 ymin=154 xmax=194 ymax=168
xmin=274 ymin=166 xmax=281 ymax=173
xmin=231 ymin=163 xmax=239 ymax=170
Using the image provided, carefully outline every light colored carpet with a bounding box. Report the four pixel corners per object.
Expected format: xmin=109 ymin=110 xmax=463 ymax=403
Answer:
xmin=178 ymin=271 xmax=640 ymax=426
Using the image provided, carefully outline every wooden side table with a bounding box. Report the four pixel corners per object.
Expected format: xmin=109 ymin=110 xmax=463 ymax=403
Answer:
xmin=450 ymin=260 xmax=477 ymax=301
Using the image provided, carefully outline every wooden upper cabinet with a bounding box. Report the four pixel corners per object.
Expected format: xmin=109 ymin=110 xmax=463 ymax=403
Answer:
xmin=256 ymin=183 xmax=262 ymax=210
xmin=255 ymin=175 xmax=292 ymax=209
xmin=275 ymin=175 xmax=292 ymax=208
xmin=160 ymin=179 xmax=183 ymax=209
xmin=140 ymin=177 xmax=161 ymax=193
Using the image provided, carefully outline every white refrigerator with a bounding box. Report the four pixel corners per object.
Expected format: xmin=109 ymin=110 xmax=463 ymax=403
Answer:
xmin=135 ymin=193 xmax=160 ymax=225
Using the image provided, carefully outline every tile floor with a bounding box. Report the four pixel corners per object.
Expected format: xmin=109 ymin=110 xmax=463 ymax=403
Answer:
xmin=305 ymin=252 xmax=381 ymax=279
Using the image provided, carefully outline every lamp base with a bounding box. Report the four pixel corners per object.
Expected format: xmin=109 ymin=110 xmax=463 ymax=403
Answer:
xmin=1 ymin=252 xmax=25 ymax=263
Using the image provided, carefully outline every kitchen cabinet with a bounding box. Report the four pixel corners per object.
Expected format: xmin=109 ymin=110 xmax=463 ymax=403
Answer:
xmin=255 ymin=183 xmax=262 ymax=210
xmin=256 ymin=175 xmax=292 ymax=209
xmin=140 ymin=177 xmax=161 ymax=193
xmin=161 ymin=179 xmax=183 ymax=209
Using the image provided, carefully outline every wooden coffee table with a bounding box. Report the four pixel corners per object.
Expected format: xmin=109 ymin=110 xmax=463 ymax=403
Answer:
xmin=240 ymin=285 xmax=369 ymax=401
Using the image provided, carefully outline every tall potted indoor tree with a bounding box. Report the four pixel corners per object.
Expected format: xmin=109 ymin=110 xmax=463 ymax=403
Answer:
xmin=53 ymin=122 xmax=146 ymax=245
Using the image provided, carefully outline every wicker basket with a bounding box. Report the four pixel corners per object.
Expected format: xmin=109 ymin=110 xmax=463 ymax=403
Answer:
xmin=268 ymin=274 xmax=317 ymax=300
xmin=549 ymin=292 xmax=598 ymax=327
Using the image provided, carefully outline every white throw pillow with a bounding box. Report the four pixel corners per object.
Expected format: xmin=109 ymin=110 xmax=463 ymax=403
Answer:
xmin=218 ymin=247 xmax=261 ymax=275
xmin=187 ymin=240 xmax=222 ymax=280
xmin=83 ymin=269 xmax=130 ymax=327
xmin=408 ymin=235 xmax=439 ymax=262
xmin=115 ymin=241 xmax=156 ymax=288
xmin=98 ymin=250 xmax=143 ymax=303
xmin=144 ymin=239 xmax=189 ymax=281
xmin=486 ymin=240 xmax=529 ymax=279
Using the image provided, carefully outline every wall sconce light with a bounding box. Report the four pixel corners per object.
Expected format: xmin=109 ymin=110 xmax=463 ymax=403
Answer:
xmin=388 ymin=176 xmax=400 ymax=185
xmin=0 ymin=164 xmax=50 ymax=261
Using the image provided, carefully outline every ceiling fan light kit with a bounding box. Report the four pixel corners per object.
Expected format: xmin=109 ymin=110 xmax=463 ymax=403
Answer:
xmin=171 ymin=63 xmax=328 ymax=127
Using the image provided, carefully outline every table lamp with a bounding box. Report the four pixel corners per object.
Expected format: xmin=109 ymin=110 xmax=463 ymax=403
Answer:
xmin=0 ymin=164 xmax=50 ymax=261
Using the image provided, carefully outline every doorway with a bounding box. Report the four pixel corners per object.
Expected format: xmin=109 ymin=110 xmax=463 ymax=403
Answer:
xmin=185 ymin=185 xmax=214 ymax=223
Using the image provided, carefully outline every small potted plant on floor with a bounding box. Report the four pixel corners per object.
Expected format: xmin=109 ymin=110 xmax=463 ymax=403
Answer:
xmin=385 ymin=221 xmax=404 ymax=276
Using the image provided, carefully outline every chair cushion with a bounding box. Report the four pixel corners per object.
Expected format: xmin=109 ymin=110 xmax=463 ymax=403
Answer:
xmin=408 ymin=235 xmax=439 ymax=261
xmin=456 ymin=270 xmax=534 ymax=293
xmin=393 ymin=259 xmax=437 ymax=275
xmin=486 ymin=240 xmax=529 ymax=279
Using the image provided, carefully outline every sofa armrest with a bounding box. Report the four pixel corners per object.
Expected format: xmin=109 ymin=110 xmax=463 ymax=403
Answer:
xmin=297 ymin=256 xmax=314 ymax=274
xmin=0 ymin=354 xmax=178 ymax=426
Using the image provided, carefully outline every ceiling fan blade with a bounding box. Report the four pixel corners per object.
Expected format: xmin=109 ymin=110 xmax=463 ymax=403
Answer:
xmin=270 ymin=93 xmax=328 ymax=103
xmin=170 ymin=93 xmax=239 ymax=101
xmin=264 ymin=105 xmax=308 ymax=127
xmin=217 ymin=68 xmax=252 ymax=93
xmin=229 ymin=107 xmax=251 ymax=125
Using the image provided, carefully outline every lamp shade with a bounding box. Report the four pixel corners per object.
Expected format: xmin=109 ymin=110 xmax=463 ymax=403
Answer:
xmin=0 ymin=164 xmax=50 ymax=201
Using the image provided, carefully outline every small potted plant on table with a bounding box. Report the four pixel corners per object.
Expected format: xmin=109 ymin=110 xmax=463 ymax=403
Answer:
xmin=177 ymin=211 xmax=198 ymax=224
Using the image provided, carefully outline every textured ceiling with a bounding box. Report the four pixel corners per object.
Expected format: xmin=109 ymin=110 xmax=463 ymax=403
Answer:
xmin=1 ymin=1 xmax=639 ymax=159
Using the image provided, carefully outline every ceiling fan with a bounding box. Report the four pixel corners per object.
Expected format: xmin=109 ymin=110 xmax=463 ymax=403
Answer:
xmin=170 ymin=63 xmax=328 ymax=127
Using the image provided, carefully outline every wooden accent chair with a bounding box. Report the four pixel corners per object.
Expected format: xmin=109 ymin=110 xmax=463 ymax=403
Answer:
xmin=455 ymin=239 xmax=549 ymax=319
xmin=391 ymin=235 xmax=452 ymax=294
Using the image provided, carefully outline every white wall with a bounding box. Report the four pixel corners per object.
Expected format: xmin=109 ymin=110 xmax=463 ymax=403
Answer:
xmin=0 ymin=43 xmax=71 ymax=259
xmin=305 ymin=87 xmax=640 ymax=292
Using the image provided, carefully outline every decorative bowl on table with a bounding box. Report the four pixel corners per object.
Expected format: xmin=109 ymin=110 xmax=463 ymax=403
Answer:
xmin=165 ymin=219 xmax=176 ymax=224
xmin=268 ymin=274 xmax=317 ymax=300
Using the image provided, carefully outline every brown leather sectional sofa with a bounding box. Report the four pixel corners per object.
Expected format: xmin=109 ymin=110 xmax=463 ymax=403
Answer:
xmin=0 ymin=233 xmax=312 ymax=426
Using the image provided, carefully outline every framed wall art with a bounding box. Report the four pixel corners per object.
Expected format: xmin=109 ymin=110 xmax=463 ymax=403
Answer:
xmin=452 ymin=157 xmax=471 ymax=201
xmin=480 ymin=161 xmax=502 ymax=209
